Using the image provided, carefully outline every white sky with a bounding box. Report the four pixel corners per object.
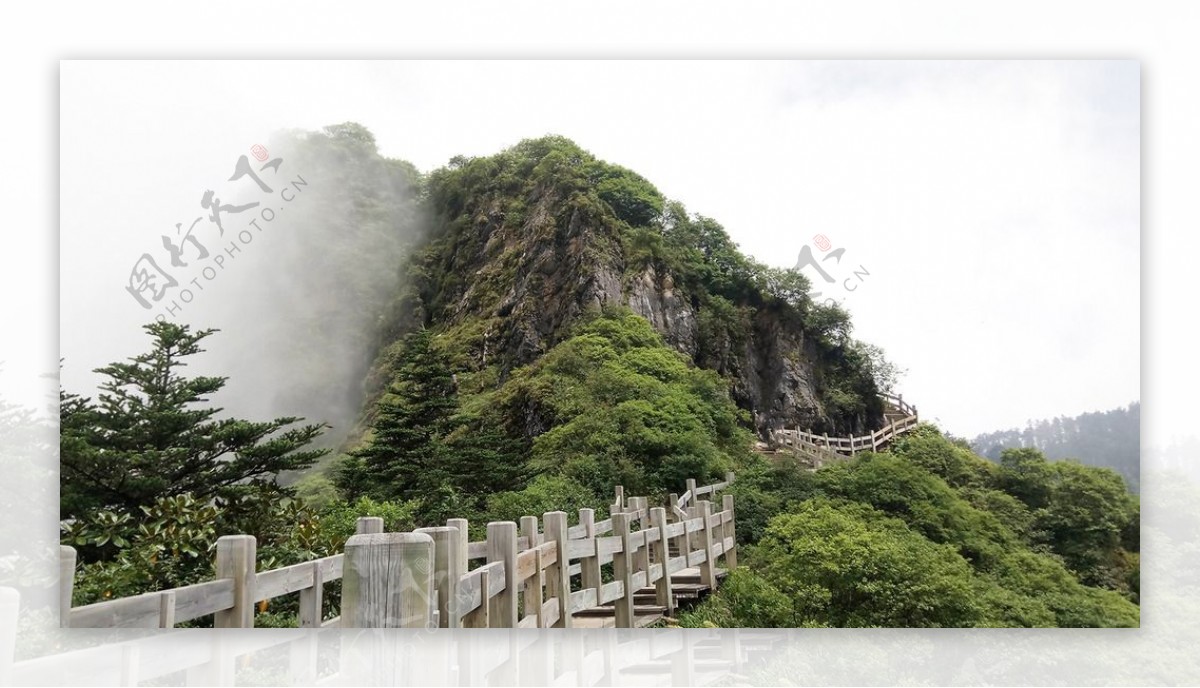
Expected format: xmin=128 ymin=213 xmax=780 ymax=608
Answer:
xmin=59 ymin=60 xmax=1138 ymax=437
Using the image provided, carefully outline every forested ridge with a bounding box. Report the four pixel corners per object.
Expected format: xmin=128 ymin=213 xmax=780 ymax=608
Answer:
xmin=58 ymin=124 xmax=1139 ymax=627
xmin=972 ymin=403 xmax=1140 ymax=493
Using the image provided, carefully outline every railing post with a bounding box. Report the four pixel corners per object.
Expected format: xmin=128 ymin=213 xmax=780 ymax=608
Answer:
xmin=542 ymin=511 xmax=573 ymax=628
xmin=59 ymin=545 xmax=76 ymax=628
xmin=519 ymin=516 xmax=541 ymax=621
xmin=356 ymin=516 xmax=384 ymax=534
xmin=214 ymin=535 xmax=257 ymax=628
xmin=447 ymin=518 xmax=469 ymax=568
xmin=299 ymin=561 xmax=323 ymax=628
xmin=698 ymin=500 xmax=717 ymax=589
xmin=612 ymin=512 xmax=635 ymax=628
xmin=722 ymin=494 xmax=738 ymax=569
xmin=487 ymin=522 xmax=519 ymax=628
xmin=578 ymin=508 xmax=601 ymax=614
xmin=682 ymin=500 xmax=698 ymax=564
xmin=342 ymin=532 xmax=434 ymax=628
xmin=650 ymin=507 xmax=676 ymax=618
xmin=461 ymin=568 xmax=490 ymax=628
xmin=685 ymin=478 xmax=698 ymax=506
xmin=614 ymin=485 xmax=625 ymax=512
xmin=159 ymin=590 xmax=176 ymax=629
xmin=416 ymin=525 xmax=464 ymax=628
xmin=635 ymin=507 xmax=651 ymax=587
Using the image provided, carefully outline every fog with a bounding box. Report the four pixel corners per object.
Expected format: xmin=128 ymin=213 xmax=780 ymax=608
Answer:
xmin=59 ymin=61 xmax=1139 ymax=439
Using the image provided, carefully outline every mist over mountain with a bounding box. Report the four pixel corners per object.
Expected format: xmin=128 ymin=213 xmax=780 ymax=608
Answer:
xmin=168 ymin=123 xmax=428 ymax=456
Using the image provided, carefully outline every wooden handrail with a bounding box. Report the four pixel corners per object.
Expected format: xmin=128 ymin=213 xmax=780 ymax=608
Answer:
xmin=772 ymin=392 xmax=920 ymax=466
xmin=61 ymin=475 xmax=738 ymax=630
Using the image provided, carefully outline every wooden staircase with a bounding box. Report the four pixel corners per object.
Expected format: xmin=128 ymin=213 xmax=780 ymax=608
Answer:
xmin=761 ymin=392 xmax=920 ymax=468
xmin=572 ymin=568 xmax=729 ymax=627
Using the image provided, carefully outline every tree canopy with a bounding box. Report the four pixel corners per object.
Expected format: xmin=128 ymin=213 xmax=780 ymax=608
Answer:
xmin=60 ymin=322 xmax=328 ymax=524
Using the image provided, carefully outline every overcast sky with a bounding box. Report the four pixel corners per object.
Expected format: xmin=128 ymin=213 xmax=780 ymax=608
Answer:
xmin=60 ymin=60 xmax=1138 ymax=437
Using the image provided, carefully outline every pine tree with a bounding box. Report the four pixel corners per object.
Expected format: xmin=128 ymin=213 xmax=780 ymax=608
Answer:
xmin=335 ymin=327 xmax=533 ymax=514
xmin=60 ymin=322 xmax=329 ymax=521
xmin=335 ymin=329 xmax=459 ymax=502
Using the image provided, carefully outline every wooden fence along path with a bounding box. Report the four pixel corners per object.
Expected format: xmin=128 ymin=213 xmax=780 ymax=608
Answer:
xmin=58 ymin=474 xmax=737 ymax=630
xmin=771 ymin=392 xmax=919 ymax=467
xmin=3 ymin=623 xmax=785 ymax=687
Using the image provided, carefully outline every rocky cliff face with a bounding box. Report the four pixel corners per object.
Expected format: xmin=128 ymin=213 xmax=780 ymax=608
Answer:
xmin=624 ymin=264 xmax=831 ymax=436
xmin=385 ymin=137 xmax=880 ymax=440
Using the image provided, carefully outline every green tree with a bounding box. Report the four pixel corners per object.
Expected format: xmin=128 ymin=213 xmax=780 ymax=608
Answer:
xmin=336 ymin=328 xmax=530 ymax=515
xmin=1035 ymin=459 xmax=1138 ymax=588
xmin=677 ymin=567 xmax=800 ymax=628
xmin=60 ymin=323 xmax=328 ymax=525
xmin=755 ymin=500 xmax=985 ymax=627
xmin=334 ymin=329 xmax=459 ymax=502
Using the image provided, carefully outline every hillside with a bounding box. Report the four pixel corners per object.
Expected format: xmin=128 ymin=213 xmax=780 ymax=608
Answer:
xmin=365 ymin=135 xmax=888 ymax=441
xmin=971 ymin=403 xmax=1140 ymax=493
xmin=59 ymin=123 xmax=1140 ymax=628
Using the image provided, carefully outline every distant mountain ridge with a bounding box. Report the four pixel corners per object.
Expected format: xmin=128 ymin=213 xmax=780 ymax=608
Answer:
xmin=971 ymin=402 xmax=1140 ymax=492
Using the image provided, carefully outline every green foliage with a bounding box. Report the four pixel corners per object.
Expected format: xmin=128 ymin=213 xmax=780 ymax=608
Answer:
xmin=725 ymin=454 xmax=820 ymax=545
xmin=587 ymin=161 xmax=664 ymax=228
xmin=713 ymin=423 xmax=1140 ymax=627
xmin=68 ymin=494 xmax=224 ymax=605
xmin=998 ymin=447 xmax=1058 ymax=509
xmin=805 ymin=302 xmax=853 ymax=349
xmin=815 ymin=453 xmax=1016 ymax=571
xmin=972 ymin=402 xmax=1140 ymax=493
xmin=994 ymin=446 xmax=1138 ymax=588
xmin=754 ymin=499 xmax=986 ymax=627
xmin=485 ymin=475 xmax=597 ymax=524
xmin=496 ymin=309 xmax=752 ymax=498
xmin=409 ymin=133 xmax=896 ymax=435
xmin=336 ymin=329 xmax=459 ymax=502
xmin=68 ymin=489 xmax=418 ymax=623
xmin=890 ymin=423 xmax=999 ymax=489
xmin=1031 ymin=459 xmax=1138 ymax=588
xmin=677 ymin=567 xmax=801 ymax=628
xmin=292 ymin=473 xmax=341 ymax=511
xmin=59 ymin=322 xmax=328 ymax=541
xmin=335 ymin=329 xmax=527 ymax=520
xmin=314 ymin=496 xmax=420 ymax=547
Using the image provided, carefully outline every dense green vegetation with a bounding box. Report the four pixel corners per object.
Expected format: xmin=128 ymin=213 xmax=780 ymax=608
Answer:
xmin=399 ymin=134 xmax=886 ymax=434
xmin=59 ymin=126 xmax=1139 ymax=628
xmin=972 ymin=402 xmax=1140 ymax=493
xmin=332 ymin=308 xmax=750 ymax=525
xmin=60 ymin=323 xmax=328 ymax=527
xmin=679 ymin=425 xmax=1139 ymax=628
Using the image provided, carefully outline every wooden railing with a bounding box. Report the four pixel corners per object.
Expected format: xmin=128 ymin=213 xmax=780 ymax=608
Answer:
xmin=59 ymin=474 xmax=737 ymax=629
xmin=4 ymin=615 xmax=782 ymax=687
xmin=773 ymin=392 xmax=919 ymax=467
